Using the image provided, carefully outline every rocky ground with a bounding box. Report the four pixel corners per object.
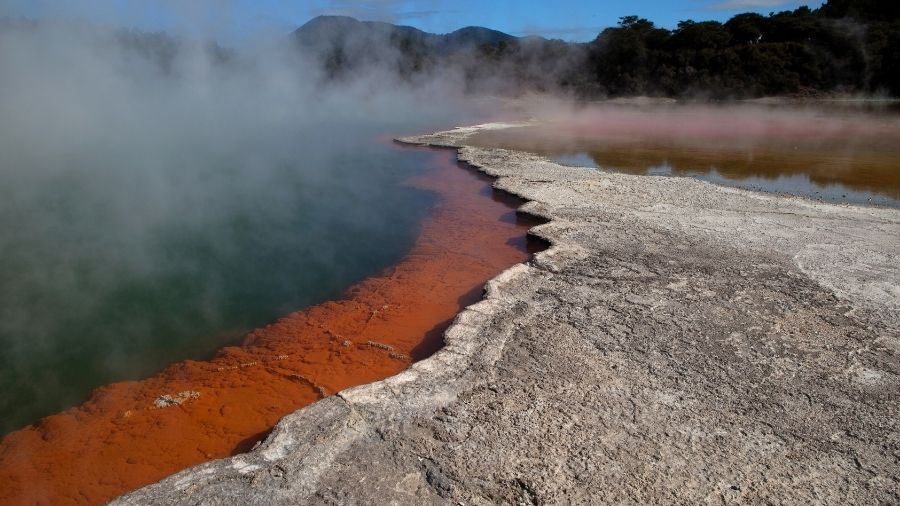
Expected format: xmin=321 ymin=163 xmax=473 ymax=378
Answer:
xmin=116 ymin=124 xmax=900 ymax=505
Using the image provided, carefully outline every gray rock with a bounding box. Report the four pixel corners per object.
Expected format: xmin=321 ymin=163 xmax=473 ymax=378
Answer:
xmin=116 ymin=123 xmax=900 ymax=505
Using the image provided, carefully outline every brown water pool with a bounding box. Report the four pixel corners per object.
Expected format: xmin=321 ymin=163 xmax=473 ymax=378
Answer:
xmin=469 ymin=105 xmax=900 ymax=207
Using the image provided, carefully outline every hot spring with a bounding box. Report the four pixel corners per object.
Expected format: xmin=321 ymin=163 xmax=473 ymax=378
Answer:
xmin=0 ymin=21 xmax=476 ymax=435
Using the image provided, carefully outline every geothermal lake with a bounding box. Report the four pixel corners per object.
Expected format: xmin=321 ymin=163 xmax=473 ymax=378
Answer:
xmin=4 ymin=103 xmax=898 ymax=437
xmin=0 ymin=140 xmax=541 ymax=505
xmin=469 ymin=104 xmax=900 ymax=207
xmin=0 ymin=124 xmax=446 ymax=435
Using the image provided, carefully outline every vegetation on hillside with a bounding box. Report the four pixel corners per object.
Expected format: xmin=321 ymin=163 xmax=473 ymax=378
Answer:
xmin=576 ymin=2 xmax=900 ymax=97
xmin=5 ymin=0 xmax=895 ymax=98
xmin=295 ymin=0 xmax=900 ymax=98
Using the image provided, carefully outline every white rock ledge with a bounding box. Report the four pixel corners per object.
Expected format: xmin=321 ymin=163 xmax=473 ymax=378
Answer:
xmin=115 ymin=123 xmax=900 ymax=505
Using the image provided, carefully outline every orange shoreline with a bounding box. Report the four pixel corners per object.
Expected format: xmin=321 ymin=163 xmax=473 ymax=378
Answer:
xmin=0 ymin=145 xmax=544 ymax=505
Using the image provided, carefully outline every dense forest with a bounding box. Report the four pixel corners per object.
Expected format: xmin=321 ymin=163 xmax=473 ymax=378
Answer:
xmin=295 ymin=0 xmax=900 ymax=98
xmin=576 ymin=0 xmax=900 ymax=97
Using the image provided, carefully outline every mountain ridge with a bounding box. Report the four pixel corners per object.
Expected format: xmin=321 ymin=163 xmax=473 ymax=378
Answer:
xmin=290 ymin=4 xmax=900 ymax=98
xmin=294 ymin=15 xmax=523 ymax=45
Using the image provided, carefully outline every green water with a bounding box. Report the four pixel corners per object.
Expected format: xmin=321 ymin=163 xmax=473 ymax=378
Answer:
xmin=0 ymin=126 xmax=443 ymax=435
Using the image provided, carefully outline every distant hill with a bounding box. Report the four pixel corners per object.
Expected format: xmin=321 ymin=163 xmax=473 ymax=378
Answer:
xmin=438 ymin=26 xmax=517 ymax=54
xmin=292 ymin=15 xmax=523 ymax=78
xmin=293 ymin=15 xmax=517 ymax=54
xmin=292 ymin=2 xmax=900 ymax=98
xmin=7 ymin=0 xmax=897 ymax=99
xmin=293 ymin=15 xmax=437 ymax=50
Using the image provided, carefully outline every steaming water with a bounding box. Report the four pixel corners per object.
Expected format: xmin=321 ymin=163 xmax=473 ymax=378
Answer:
xmin=470 ymin=105 xmax=900 ymax=208
xmin=0 ymin=126 xmax=449 ymax=435
xmin=549 ymin=150 xmax=900 ymax=207
xmin=0 ymin=19 xmax=496 ymax=436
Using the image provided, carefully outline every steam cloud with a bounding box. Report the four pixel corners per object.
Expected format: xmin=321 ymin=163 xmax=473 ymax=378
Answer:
xmin=3 ymin=2 xmax=894 ymax=436
xmin=0 ymin=12 xmax=486 ymax=433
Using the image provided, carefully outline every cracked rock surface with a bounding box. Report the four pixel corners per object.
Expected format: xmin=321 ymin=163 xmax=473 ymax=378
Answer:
xmin=116 ymin=123 xmax=900 ymax=505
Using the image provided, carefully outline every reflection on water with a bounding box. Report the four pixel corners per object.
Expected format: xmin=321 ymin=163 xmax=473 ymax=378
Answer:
xmin=469 ymin=104 xmax=900 ymax=207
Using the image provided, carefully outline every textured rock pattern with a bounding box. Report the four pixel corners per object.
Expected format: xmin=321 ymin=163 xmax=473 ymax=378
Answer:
xmin=117 ymin=123 xmax=900 ymax=505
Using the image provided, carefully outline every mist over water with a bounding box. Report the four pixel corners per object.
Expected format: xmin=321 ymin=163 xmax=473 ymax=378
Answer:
xmin=4 ymin=7 xmax=897 ymax=439
xmin=0 ymin=19 xmax=479 ymax=434
xmin=470 ymin=103 xmax=900 ymax=207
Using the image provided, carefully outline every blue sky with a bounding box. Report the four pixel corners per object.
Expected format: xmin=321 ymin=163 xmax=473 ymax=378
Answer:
xmin=1 ymin=0 xmax=827 ymax=42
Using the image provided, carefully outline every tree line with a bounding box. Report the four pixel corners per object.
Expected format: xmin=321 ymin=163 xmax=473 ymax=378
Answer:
xmin=449 ymin=0 xmax=900 ymax=98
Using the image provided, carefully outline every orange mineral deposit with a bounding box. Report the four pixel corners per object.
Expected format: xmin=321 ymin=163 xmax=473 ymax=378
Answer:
xmin=0 ymin=145 xmax=545 ymax=505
